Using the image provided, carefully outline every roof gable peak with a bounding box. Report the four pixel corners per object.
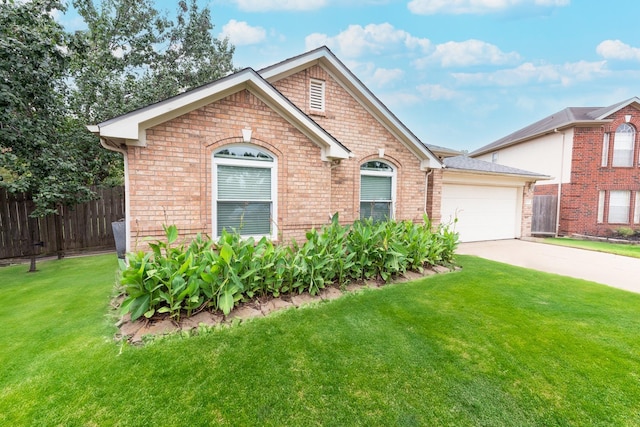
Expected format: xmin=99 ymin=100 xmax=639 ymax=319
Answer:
xmin=259 ymin=46 xmax=442 ymax=169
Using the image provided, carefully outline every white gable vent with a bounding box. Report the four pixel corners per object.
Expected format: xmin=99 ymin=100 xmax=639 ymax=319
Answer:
xmin=309 ymin=79 xmax=325 ymax=112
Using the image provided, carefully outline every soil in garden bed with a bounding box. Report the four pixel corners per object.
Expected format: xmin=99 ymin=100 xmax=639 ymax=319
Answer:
xmin=113 ymin=265 xmax=460 ymax=345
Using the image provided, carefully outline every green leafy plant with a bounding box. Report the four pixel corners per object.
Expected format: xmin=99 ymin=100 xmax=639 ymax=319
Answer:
xmin=119 ymin=225 xmax=210 ymax=321
xmin=613 ymin=226 xmax=635 ymax=238
xmin=118 ymin=214 xmax=459 ymax=320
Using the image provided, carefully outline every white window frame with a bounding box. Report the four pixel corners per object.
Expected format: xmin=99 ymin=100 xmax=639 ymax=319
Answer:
xmin=608 ymin=190 xmax=630 ymax=224
xmin=601 ymin=133 xmax=609 ymax=167
xmin=359 ymin=160 xmax=396 ymax=221
xmin=597 ymin=190 xmax=605 ymax=224
xmin=491 ymin=152 xmax=499 ymax=163
xmin=635 ymin=192 xmax=640 ymax=224
xmin=212 ymin=145 xmax=278 ymax=240
xmin=612 ymin=123 xmax=635 ymax=167
xmin=309 ymin=79 xmax=325 ymax=112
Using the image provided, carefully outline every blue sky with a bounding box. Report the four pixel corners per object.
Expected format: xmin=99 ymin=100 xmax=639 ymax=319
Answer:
xmin=57 ymin=0 xmax=640 ymax=151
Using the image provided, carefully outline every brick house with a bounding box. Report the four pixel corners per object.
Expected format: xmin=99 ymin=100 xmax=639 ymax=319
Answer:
xmin=90 ymin=47 xmax=544 ymax=249
xmin=472 ymin=97 xmax=640 ymax=237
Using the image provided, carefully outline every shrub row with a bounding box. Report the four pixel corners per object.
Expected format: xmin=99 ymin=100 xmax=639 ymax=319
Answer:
xmin=119 ymin=214 xmax=458 ymax=321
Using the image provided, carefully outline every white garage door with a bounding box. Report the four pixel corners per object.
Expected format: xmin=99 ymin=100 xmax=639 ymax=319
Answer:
xmin=441 ymin=184 xmax=519 ymax=242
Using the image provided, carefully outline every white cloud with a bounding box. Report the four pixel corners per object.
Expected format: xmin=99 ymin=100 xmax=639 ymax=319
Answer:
xmin=305 ymin=23 xmax=431 ymax=58
xmin=596 ymin=40 xmax=640 ymax=61
xmin=417 ymin=83 xmax=459 ymax=100
xmin=407 ymin=0 xmax=569 ymax=15
xmin=233 ymin=0 xmax=327 ymax=12
xmin=219 ymin=20 xmax=266 ymax=46
xmin=110 ymin=45 xmax=129 ymax=59
xmin=305 ymin=33 xmax=331 ymax=51
xmin=415 ymin=39 xmax=520 ymax=68
xmin=371 ymin=68 xmax=404 ymax=87
xmin=380 ymin=91 xmax=423 ymax=109
xmin=452 ymin=60 xmax=608 ymax=87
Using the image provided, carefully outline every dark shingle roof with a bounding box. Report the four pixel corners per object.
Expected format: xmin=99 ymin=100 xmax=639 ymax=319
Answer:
xmin=426 ymin=144 xmax=462 ymax=158
xmin=471 ymin=97 xmax=640 ymax=156
xmin=444 ymin=155 xmax=549 ymax=178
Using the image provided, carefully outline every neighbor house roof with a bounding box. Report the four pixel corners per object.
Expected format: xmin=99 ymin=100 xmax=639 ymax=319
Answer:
xmin=89 ymin=67 xmax=351 ymax=161
xmin=471 ymin=97 xmax=640 ymax=157
xmin=427 ymin=144 xmax=462 ymax=159
xmin=444 ymin=156 xmax=550 ymax=180
xmin=259 ymin=46 xmax=442 ymax=170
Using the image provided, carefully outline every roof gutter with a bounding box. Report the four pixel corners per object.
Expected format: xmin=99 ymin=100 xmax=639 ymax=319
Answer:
xmin=88 ymin=125 xmax=132 ymax=253
xmin=472 ymin=119 xmax=612 ymax=157
xmin=443 ymin=167 xmax=551 ymax=181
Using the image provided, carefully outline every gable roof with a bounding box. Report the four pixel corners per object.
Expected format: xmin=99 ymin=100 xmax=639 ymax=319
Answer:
xmin=259 ymin=46 xmax=442 ymax=169
xmin=427 ymin=143 xmax=462 ymax=159
xmin=89 ymin=67 xmax=351 ymax=161
xmin=444 ymin=155 xmax=550 ymax=180
xmin=471 ymin=97 xmax=640 ymax=156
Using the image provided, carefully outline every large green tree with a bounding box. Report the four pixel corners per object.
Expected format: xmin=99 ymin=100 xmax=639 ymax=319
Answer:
xmin=1 ymin=0 xmax=235 ymax=218
xmin=0 ymin=0 xmax=96 ymax=217
xmin=68 ymin=0 xmax=236 ymax=123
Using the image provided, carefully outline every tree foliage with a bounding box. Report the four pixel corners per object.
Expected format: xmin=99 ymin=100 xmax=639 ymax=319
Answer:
xmin=0 ymin=0 xmax=95 ymax=216
xmin=68 ymin=0 xmax=236 ymax=123
xmin=0 ymin=0 xmax=236 ymax=218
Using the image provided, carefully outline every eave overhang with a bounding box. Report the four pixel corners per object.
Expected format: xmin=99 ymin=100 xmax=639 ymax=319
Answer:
xmin=260 ymin=47 xmax=442 ymax=170
xmin=88 ymin=68 xmax=351 ymax=161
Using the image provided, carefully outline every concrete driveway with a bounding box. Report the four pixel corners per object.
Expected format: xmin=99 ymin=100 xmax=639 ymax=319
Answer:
xmin=457 ymin=239 xmax=640 ymax=294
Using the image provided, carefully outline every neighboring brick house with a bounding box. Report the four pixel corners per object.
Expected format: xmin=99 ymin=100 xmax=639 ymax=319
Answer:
xmin=90 ymin=47 xmax=544 ymax=249
xmin=472 ymin=97 xmax=640 ymax=237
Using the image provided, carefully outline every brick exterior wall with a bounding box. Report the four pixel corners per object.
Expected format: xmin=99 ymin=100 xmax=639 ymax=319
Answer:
xmin=540 ymin=106 xmax=640 ymax=237
xmin=521 ymin=184 xmax=534 ymax=238
xmin=533 ymin=183 xmax=559 ymax=196
xmin=272 ymin=65 xmax=430 ymax=227
xmin=125 ymin=65 xmax=436 ymax=248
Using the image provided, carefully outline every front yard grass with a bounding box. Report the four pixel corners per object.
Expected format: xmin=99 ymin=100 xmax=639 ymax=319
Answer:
xmin=545 ymin=237 xmax=640 ymax=258
xmin=1 ymin=254 xmax=639 ymax=426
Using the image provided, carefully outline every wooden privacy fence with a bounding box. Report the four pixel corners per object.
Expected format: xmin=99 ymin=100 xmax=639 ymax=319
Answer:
xmin=0 ymin=186 xmax=125 ymax=259
xmin=531 ymin=194 xmax=558 ymax=236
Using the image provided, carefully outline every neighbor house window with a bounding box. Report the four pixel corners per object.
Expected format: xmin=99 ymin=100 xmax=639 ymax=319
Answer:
xmin=635 ymin=192 xmax=640 ymax=224
xmin=601 ymin=133 xmax=609 ymax=167
xmin=612 ymin=123 xmax=635 ymax=167
xmin=491 ymin=152 xmax=499 ymax=163
xmin=309 ymin=79 xmax=325 ymax=112
xmin=597 ymin=191 xmax=605 ymax=224
xmin=608 ymin=190 xmax=630 ymax=224
xmin=213 ymin=145 xmax=276 ymax=238
xmin=360 ymin=160 xmax=395 ymax=221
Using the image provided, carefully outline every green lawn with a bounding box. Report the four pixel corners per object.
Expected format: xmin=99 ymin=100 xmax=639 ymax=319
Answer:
xmin=545 ymin=237 xmax=640 ymax=258
xmin=1 ymin=254 xmax=640 ymax=426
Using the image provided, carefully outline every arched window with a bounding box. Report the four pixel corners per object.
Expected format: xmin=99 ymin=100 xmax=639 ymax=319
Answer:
xmin=612 ymin=123 xmax=635 ymax=167
xmin=213 ymin=145 xmax=276 ymax=238
xmin=360 ymin=160 xmax=395 ymax=221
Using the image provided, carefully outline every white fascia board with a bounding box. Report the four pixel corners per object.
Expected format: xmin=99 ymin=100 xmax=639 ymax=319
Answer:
xmin=443 ymin=167 xmax=550 ymax=183
xmin=92 ymin=68 xmax=349 ymax=160
xmin=246 ymin=79 xmax=350 ymax=160
xmin=594 ymin=97 xmax=640 ymax=120
xmin=95 ymin=70 xmax=258 ymax=142
xmin=259 ymin=49 xmax=326 ymax=81
xmin=322 ymin=60 xmax=442 ymax=169
xmin=260 ymin=48 xmax=442 ymax=168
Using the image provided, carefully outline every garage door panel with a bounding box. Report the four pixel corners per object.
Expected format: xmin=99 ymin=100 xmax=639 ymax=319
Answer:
xmin=442 ymin=184 xmax=519 ymax=242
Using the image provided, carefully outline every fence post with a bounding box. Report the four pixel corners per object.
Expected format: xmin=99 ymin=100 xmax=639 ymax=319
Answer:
xmin=55 ymin=207 xmax=65 ymax=259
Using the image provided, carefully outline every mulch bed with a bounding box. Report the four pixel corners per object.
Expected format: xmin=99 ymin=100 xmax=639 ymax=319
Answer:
xmin=113 ymin=265 xmax=460 ymax=345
